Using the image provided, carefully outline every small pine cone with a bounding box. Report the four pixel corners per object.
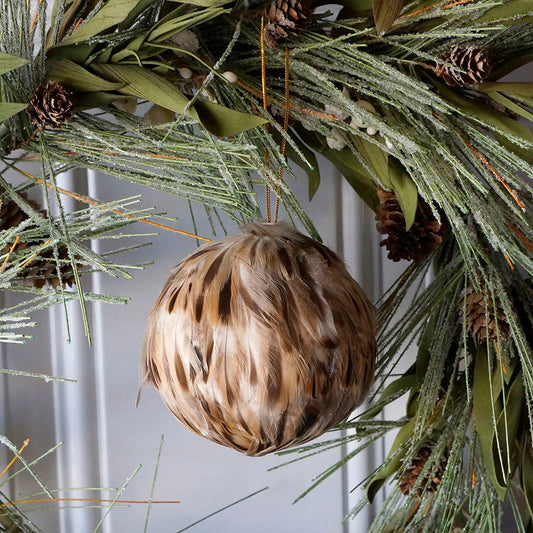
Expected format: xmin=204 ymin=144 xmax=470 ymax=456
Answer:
xmin=263 ymin=0 xmax=311 ymax=48
xmin=399 ymin=441 xmax=447 ymax=497
xmin=375 ymin=187 xmax=443 ymax=262
xmin=18 ymin=246 xmax=76 ymax=289
xmin=0 ymin=193 xmax=42 ymax=253
xmin=435 ymin=45 xmax=492 ymax=87
xmin=0 ymin=191 xmax=78 ymax=289
xmin=459 ymin=283 xmax=511 ymax=344
xmin=27 ymin=81 xmax=75 ymax=129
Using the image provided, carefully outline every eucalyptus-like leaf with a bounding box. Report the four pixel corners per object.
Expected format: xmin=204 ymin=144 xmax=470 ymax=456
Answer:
xmin=353 ymin=135 xmax=389 ymax=184
xmin=473 ymin=346 xmax=507 ymax=500
xmin=272 ymin=129 xmax=321 ymax=200
xmin=147 ymin=6 xmax=228 ymax=43
xmin=0 ymin=103 xmax=28 ymax=122
xmin=47 ymin=59 xmax=125 ymax=92
xmin=492 ymin=371 xmax=524 ymax=488
xmin=46 ymin=42 xmax=96 ymax=66
xmin=494 ymin=132 xmax=533 ymax=166
xmin=167 ymin=0 xmax=233 ymax=6
xmin=360 ymin=371 xmax=416 ymax=421
xmin=477 ymin=0 xmax=533 ymax=23
xmin=488 ymin=92 xmax=533 ymax=123
xmin=437 ymin=81 xmax=533 ymax=148
xmin=57 ymin=0 xmax=143 ymax=46
xmin=367 ymin=417 xmax=416 ymax=503
xmin=193 ymin=100 xmax=267 ymax=137
xmin=91 ymin=63 xmax=197 ymax=119
xmin=521 ymin=439 xmax=533 ymax=519
xmin=372 ymin=0 xmax=406 ymax=36
xmin=477 ymin=82 xmax=533 ymax=98
xmin=0 ymin=51 xmax=30 ymax=75
xmin=388 ymin=160 xmax=418 ymax=232
xmin=297 ymin=128 xmax=378 ymax=209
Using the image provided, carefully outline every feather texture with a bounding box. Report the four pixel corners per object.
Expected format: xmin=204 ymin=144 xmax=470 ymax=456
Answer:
xmin=140 ymin=222 xmax=376 ymax=456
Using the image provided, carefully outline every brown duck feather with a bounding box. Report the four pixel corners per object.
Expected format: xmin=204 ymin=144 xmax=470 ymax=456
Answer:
xmin=140 ymin=222 xmax=376 ymax=456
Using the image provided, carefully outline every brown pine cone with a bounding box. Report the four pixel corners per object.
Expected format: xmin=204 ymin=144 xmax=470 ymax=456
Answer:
xmin=0 ymin=193 xmax=42 ymax=253
xmin=399 ymin=441 xmax=447 ymax=497
xmin=458 ymin=283 xmax=511 ymax=344
xmin=435 ymin=45 xmax=492 ymax=87
xmin=18 ymin=246 xmax=76 ymax=289
xmin=375 ymin=187 xmax=443 ymax=262
xmin=0 ymin=190 xmax=78 ymax=289
xmin=263 ymin=0 xmax=311 ymax=48
xmin=27 ymin=81 xmax=75 ymax=129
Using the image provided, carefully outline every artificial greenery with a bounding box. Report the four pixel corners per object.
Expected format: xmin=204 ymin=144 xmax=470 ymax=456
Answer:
xmin=1 ymin=0 xmax=533 ymax=531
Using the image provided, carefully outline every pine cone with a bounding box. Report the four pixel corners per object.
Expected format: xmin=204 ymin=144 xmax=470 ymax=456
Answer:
xmin=399 ymin=441 xmax=447 ymax=497
xmin=436 ymin=45 xmax=492 ymax=87
xmin=263 ymin=0 xmax=311 ymax=48
xmin=0 ymin=193 xmax=42 ymax=253
xmin=375 ymin=187 xmax=443 ymax=262
xmin=27 ymin=81 xmax=75 ymax=129
xmin=459 ymin=283 xmax=511 ymax=344
xmin=0 ymin=191 xmax=77 ymax=289
xmin=18 ymin=246 xmax=76 ymax=289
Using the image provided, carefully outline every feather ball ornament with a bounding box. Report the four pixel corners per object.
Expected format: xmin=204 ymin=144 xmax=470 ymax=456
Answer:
xmin=140 ymin=222 xmax=376 ymax=456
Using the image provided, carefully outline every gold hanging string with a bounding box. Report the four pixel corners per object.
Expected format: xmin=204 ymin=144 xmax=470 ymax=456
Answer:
xmin=260 ymin=20 xmax=291 ymax=224
xmin=260 ymin=16 xmax=272 ymax=223
xmin=274 ymin=44 xmax=291 ymax=224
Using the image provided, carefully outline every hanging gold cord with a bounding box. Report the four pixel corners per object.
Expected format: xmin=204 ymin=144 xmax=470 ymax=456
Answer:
xmin=260 ymin=16 xmax=271 ymax=223
xmin=274 ymin=44 xmax=290 ymax=223
xmin=260 ymin=19 xmax=291 ymax=224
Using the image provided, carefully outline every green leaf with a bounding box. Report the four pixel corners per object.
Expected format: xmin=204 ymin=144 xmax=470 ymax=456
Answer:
xmin=488 ymin=92 xmax=533 ymax=124
xmin=360 ymin=371 xmax=416 ymax=421
xmin=325 ymin=148 xmax=379 ymax=210
xmin=47 ymin=59 xmax=125 ymax=92
xmin=293 ymin=127 xmax=379 ymax=209
xmin=55 ymin=0 xmax=84 ymax=42
xmin=194 ymin=100 xmax=267 ymax=137
xmin=477 ymin=0 xmax=533 ymax=23
xmin=148 ymin=6 xmax=227 ymax=43
xmin=436 ymin=81 xmax=533 ymax=149
xmin=58 ymin=0 xmax=143 ymax=46
xmin=367 ymin=417 xmax=416 ymax=503
xmin=494 ymin=132 xmax=533 ymax=167
xmin=297 ymin=142 xmax=321 ymax=200
xmin=416 ymin=316 xmax=435 ymax=383
xmin=473 ymin=346 xmax=507 ymax=499
xmin=388 ymin=160 xmax=418 ymax=231
xmin=492 ymin=371 xmax=524 ymax=488
xmin=522 ymin=440 xmax=533 ymax=519
xmin=373 ymin=0 xmax=406 ymax=35
xmin=0 ymin=103 xmax=28 ymax=122
xmin=114 ymin=34 xmax=148 ymax=57
xmin=117 ymin=0 xmax=156 ymax=30
xmin=353 ymin=135 xmax=389 ymax=187
xmin=46 ymin=42 xmax=97 ymax=66
xmin=167 ymin=0 xmax=233 ymax=5
xmin=477 ymin=82 xmax=533 ymax=99
xmin=91 ymin=63 xmax=197 ymax=119
xmin=275 ymin=130 xmax=321 ymax=200
xmin=0 ymin=51 xmax=30 ymax=75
